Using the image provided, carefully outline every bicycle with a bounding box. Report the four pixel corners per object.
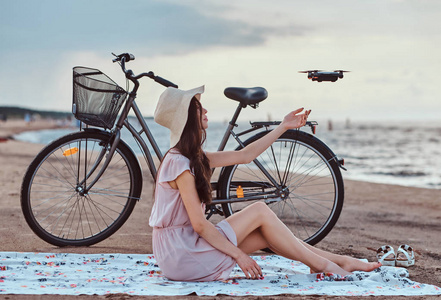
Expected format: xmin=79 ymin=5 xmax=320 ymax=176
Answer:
xmin=21 ymin=53 xmax=346 ymax=248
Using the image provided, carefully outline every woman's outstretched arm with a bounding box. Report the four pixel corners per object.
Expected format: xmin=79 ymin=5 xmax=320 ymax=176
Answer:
xmin=206 ymin=108 xmax=310 ymax=168
xmin=174 ymin=170 xmax=263 ymax=279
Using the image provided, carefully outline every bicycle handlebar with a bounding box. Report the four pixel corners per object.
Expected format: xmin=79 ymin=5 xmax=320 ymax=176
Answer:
xmin=112 ymin=53 xmax=135 ymax=63
xmin=112 ymin=52 xmax=178 ymax=89
xmin=154 ymin=76 xmax=178 ymax=88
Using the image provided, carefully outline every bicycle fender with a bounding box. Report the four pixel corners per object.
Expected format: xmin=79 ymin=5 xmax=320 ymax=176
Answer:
xmin=82 ymin=128 xmax=107 ymax=134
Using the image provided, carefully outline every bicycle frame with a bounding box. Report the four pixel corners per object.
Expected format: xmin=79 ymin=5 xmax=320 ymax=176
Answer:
xmin=81 ymin=84 xmax=322 ymax=205
xmin=81 ymin=54 xmax=321 ymax=207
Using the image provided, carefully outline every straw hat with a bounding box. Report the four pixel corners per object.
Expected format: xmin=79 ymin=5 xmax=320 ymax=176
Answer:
xmin=154 ymin=85 xmax=205 ymax=147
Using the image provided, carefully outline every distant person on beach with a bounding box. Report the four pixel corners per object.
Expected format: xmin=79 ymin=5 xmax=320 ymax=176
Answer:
xmin=149 ymin=86 xmax=382 ymax=281
xmin=24 ymin=113 xmax=31 ymax=125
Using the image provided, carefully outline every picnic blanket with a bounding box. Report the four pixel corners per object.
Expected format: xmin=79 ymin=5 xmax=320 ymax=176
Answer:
xmin=0 ymin=252 xmax=440 ymax=296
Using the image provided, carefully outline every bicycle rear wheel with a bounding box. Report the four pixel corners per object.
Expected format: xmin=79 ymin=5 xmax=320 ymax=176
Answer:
xmin=21 ymin=130 xmax=142 ymax=246
xmin=219 ymin=130 xmax=344 ymax=246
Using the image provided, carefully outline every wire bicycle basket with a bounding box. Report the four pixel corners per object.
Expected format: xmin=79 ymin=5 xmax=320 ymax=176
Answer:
xmin=72 ymin=67 xmax=127 ymax=129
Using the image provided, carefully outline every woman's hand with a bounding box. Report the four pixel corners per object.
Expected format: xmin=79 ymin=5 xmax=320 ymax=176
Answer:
xmin=235 ymin=251 xmax=263 ymax=279
xmin=281 ymin=108 xmax=311 ymax=130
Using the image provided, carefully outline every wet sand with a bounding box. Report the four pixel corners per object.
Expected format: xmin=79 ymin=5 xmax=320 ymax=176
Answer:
xmin=1 ymin=120 xmax=440 ymax=300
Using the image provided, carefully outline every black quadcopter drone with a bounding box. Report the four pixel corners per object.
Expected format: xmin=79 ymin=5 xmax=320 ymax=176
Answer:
xmin=299 ymin=70 xmax=350 ymax=82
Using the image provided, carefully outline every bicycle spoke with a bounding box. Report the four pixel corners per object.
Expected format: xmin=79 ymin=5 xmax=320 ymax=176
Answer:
xmin=31 ymin=190 xmax=75 ymax=210
xmin=34 ymin=192 xmax=76 ymax=222
xmin=281 ymin=138 xmax=297 ymax=185
xmin=83 ymin=194 xmax=115 ymax=226
xmin=267 ymin=143 xmax=282 ymax=183
xmin=37 ymin=163 xmax=76 ymax=190
xmin=86 ymin=194 xmax=128 ymax=214
xmin=85 ymin=196 xmax=102 ymax=237
xmin=54 ymin=196 xmax=79 ymax=237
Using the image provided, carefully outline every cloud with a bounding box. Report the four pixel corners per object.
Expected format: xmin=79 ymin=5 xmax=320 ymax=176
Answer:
xmin=0 ymin=0 xmax=310 ymax=110
xmin=1 ymin=0 xmax=439 ymax=122
xmin=0 ymin=0 xmax=308 ymax=57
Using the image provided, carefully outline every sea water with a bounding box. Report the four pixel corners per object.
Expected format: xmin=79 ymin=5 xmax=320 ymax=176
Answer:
xmin=14 ymin=118 xmax=441 ymax=190
xmin=315 ymin=120 xmax=441 ymax=190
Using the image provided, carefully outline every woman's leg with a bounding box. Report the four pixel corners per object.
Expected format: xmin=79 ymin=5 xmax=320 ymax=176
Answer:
xmin=226 ymin=202 xmax=380 ymax=275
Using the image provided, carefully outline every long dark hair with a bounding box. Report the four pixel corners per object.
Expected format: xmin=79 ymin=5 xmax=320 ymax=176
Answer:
xmin=171 ymin=97 xmax=212 ymax=204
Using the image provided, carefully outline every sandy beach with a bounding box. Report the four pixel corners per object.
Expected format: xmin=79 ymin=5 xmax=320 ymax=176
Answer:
xmin=0 ymin=120 xmax=440 ymax=300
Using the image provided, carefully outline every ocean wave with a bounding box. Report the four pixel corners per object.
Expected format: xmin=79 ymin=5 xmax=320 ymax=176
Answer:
xmin=369 ymin=170 xmax=427 ymax=177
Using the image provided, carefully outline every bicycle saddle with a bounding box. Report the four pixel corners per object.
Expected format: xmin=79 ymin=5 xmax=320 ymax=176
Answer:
xmin=224 ymin=87 xmax=268 ymax=106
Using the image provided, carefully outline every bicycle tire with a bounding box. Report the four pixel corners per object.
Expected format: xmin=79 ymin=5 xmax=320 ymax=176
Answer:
xmin=219 ymin=130 xmax=344 ymax=246
xmin=21 ymin=130 xmax=142 ymax=247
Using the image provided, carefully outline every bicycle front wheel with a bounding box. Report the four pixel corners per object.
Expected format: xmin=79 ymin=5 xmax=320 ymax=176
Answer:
xmin=219 ymin=130 xmax=344 ymax=246
xmin=21 ymin=130 xmax=142 ymax=247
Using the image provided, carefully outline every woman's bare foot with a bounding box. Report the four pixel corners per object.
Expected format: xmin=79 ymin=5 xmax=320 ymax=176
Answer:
xmin=310 ymin=260 xmax=352 ymax=276
xmin=325 ymin=261 xmax=352 ymax=276
xmin=341 ymin=257 xmax=382 ymax=272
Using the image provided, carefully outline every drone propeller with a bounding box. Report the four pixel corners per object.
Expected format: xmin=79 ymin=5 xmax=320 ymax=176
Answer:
xmin=298 ymin=70 xmax=322 ymax=73
xmin=334 ymin=70 xmax=350 ymax=73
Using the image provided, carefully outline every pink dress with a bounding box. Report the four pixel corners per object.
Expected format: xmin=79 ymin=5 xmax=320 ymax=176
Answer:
xmin=149 ymin=151 xmax=237 ymax=281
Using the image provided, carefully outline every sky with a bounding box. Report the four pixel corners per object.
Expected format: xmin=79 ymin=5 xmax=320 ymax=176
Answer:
xmin=1 ymin=0 xmax=440 ymax=123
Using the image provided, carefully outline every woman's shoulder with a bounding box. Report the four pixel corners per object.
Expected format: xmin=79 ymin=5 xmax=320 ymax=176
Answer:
xmin=161 ymin=149 xmax=191 ymax=171
xmin=158 ymin=150 xmax=193 ymax=183
xmin=165 ymin=149 xmax=190 ymax=164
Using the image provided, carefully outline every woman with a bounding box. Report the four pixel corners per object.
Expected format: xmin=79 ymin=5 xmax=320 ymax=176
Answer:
xmin=149 ymin=86 xmax=381 ymax=281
